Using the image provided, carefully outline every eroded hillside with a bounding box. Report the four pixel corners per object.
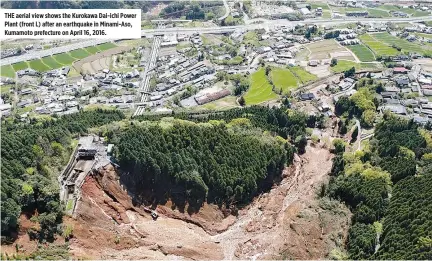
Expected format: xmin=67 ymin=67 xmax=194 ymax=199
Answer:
xmin=63 ymin=144 xmax=350 ymax=260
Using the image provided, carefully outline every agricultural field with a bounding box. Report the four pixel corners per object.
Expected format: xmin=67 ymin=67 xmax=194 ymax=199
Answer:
xmin=201 ymin=96 xmax=238 ymax=110
xmin=306 ymin=39 xmax=353 ymax=60
xmin=372 ymin=32 xmax=432 ymax=56
xmin=331 ymin=7 xmax=390 ymax=17
xmin=270 ymin=67 xmax=298 ymax=94
xmin=331 ymin=60 xmax=380 ymax=73
xmin=85 ymin=46 xmax=100 ymax=54
xmin=309 ymin=2 xmax=329 ymax=9
xmin=97 ymin=42 xmax=117 ymax=51
xmin=322 ymin=10 xmax=331 ymax=18
xmin=69 ymin=48 xmax=91 ymax=59
xmin=244 ymin=68 xmax=278 ymax=105
xmin=41 ymin=56 xmax=63 ymax=68
xmin=28 ymin=59 xmax=51 ymax=72
xmin=290 ymin=66 xmax=318 ymax=84
xmin=378 ymin=5 xmax=400 ymax=11
xmin=359 ymin=34 xmax=399 ymax=56
xmin=415 ymin=33 xmax=432 ymax=40
xmin=1 ymin=65 xmax=15 ymax=78
xmin=52 ymin=53 xmax=76 ymax=64
xmin=12 ymin=61 xmax=28 ymax=71
xmin=4 ymin=42 xmax=118 ymax=76
xmin=401 ymin=8 xmax=429 ymax=17
xmin=347 ymin=44 xmax=375 ymax=62
xmin=295 ymin=48 xmax=310 ymax=61
xmin=366 ymin=8 xmax=390 ymax=17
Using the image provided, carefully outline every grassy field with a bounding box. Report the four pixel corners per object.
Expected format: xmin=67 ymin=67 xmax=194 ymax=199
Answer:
xmin=271 ymin=67 xmax=298 ymax=94
xmin=41 ymin=56 xmax=63 ymax=68
xmin=6 ymin=43 xmax=117 ymax=75
xmin=402 ymin=8 xmax=429 ymax=17
xmin=1 ymin=84 xmax=13 ymax=93
xmin=85 ymin=46 xmax=99 ymax=54
xmin=1 ymin=65 xmax=15 ymax=78
xmin=28 ymin=59 xmax=51 ymax=72
xmin=52 ymin=53 xmax=76 ymax=64
xmin=415 ymin=33 xmax=432 ymax=40
xmin=309 ymin=2 xmax=329 ymax=9
xmin=97 ymin=42 xmax=117 ymax=51
xmin=367 ymin=8 xmax=390 ymax=17
xmin=307 ymin=39 xmax=349 ymax=60
xmin=347 ymin=44 xmax=375 ymax=62
xmin=12 ymin=61 xmax=28 ymax=71
xmin=378 ymin=5 xmax=400 ymax=11
xmin=242 ymin=31 xmax=261 ymax=47
xmin=322 ymin=10 xmax=331 ymax=18
xmin=290 ymin=66 xmax=317 ymax=84
xmin=244 ymin=67 xmax=278 ymax=105
xmin=331 ymin=60 xmax=380 ymax=73
xmin=332 ymin=7 xmax=390 ymax=17
xmin=331 ymin=60 xmax=358 ymax=73
xmin=372 ymin=32 xmax=431 ymax=56
xmin=69 ymin=48 xmax=90 ymax=59
xmin=201 ymin=96 xmax=238 ymax=110
xmin=359 ymin=34 xmax=399 ymax=56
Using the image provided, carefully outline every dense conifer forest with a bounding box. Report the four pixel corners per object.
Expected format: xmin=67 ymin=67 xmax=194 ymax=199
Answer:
xmin=328 ymin=113 xmax=432 ymax=259
xmin=115 ymin=121 xmax=292 ymax=209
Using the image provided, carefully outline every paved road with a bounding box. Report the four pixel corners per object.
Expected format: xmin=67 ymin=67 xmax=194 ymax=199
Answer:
xmin=141 ymin=16 xmax=432 ymax=36
xmin=2 ymin=16 xmax=432 ymax=66
xmin=133 ymin=36 xmax=162 ymax=116
xmin=355 ymin=119 xmax=362 ymax=151
xmin=218 ymin=0 xmax=230 ymax=21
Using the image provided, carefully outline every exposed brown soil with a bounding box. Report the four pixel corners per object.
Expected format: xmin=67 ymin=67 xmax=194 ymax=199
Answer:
xmin=3 ymin=144 xmax=351 ymax=260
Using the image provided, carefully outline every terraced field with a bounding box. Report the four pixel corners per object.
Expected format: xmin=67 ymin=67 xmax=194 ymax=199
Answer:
xmin=28 ymin=59 xmax=51 ymax=72
xmin=372 ymin=32 xmax=432 ymax=56
xmin=347 ymin=44 xmax=375 ymax=62
xmin=244 ymin=68 xmax=278 ymax=105
xmin=331 ymin=60 xmax=380 ymax=73
xmin=359 ymin=34 xmax=399 ymax=56
xmin=41 ymin=56 xmax=63 ymax=69
xmin=97 ymin=42 xmax=117 ymax=51
xmin=0 ymin=65 xmax=15 ymax=78
xmin=52 ymin=53 xmax=76 ymax=64
xmin=290 ymin=66 xmax=317 ymax=84
xmin=85 ymin=46 xmax=100 ymax=54
xmin=12 ymin=61 xmax=28 ymax=71
xmin=271 ymin=67 xmax=298 ymax=94
xmin=69 ymin=48 xmax=91 ymax=59
xmin=309 ymin=2 xmax=329 ymax=9
xmin=6 ymin=42 xmax=118 ymax=75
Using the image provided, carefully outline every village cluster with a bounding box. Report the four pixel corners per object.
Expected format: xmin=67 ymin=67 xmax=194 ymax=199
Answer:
xmin=1 ymin=1 xmax=432 ymax=124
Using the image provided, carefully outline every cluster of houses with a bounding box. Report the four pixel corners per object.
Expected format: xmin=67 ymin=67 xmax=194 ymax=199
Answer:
xmin=370 ymin=65 xmax=432 ymax=123
xmin=7 ymin=65 xmax=143 ymax=120
xmin=336 ymin=29 xmax=360 ymax=46
xmin=1 ymin=47 xmax=22 ymax=59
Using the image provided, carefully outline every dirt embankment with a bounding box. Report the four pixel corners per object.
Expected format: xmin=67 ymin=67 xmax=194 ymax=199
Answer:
xmin=3 ymin=144 xmax=349 ymax=260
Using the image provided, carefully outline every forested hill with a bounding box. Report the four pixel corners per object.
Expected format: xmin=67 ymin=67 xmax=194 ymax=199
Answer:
xmin=115 ymin=107 xmax=318 ymax=211
xmin=1 ymin=110 xmax=124 ymax=239
xmin=135 ymin=106 xmax=323 ymax=147
xmin=328 ymin=113 xmax=432 ymax=259
xmin=115 ymin=119 xmax=293 ymax=209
